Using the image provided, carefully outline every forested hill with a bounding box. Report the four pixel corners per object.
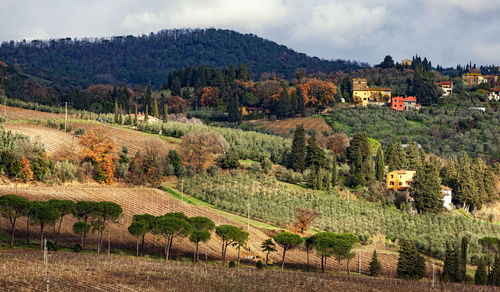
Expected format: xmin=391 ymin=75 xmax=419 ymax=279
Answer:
xmin=0 ymin=29 xmax=365 ymax=89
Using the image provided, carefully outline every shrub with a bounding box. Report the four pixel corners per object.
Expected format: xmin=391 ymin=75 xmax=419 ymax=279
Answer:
xmin=228 ymin=260 xmax=236 ymax=268
xmin=208 ymin=165 xmax=218 ymax=177
xmin=256 ymin=260 xmax=264 ymax=270
xmin=74 ymin=128 xmax=86 ymax=136
xmin=72 ymin=244 xmax=82 ymax=253
xmin=47 ymin=119 xmax=57 ymax=128
xmin=52 ymin=161 xmax=78 ymax=182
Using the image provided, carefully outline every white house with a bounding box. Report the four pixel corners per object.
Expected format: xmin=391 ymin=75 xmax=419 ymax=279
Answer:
xmin=441 ymin=186 xmax=453 ymax=210
xmin=489 ymin=88 xmax=500 ymax=101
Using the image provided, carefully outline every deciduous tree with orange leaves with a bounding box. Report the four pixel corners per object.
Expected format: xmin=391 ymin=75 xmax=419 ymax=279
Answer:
xmin=298 ymin=78 xmax=337 ymax=107
xmin=20 ymin=157 xmax=34 ymax=183
xmin=199 ymin=86 xmax=220 ymax=107
xmin=79 ymin=130 xmax=117 ymax=184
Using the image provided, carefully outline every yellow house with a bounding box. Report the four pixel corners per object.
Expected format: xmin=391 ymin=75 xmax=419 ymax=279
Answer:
xmin=402 ymin=59 xmax=412 ymax=67
xmin=462 ymin=73 xmax=487 ymax=87
xmin=386 ymin=170 xmax=416 ymax=191
xmin=353 ymin=88 xmax=392 ymax=106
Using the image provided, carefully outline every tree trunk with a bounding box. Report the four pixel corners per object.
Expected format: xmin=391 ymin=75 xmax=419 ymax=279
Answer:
xmin=321 ymin=255 xmax=324 ymax=273
xmin=325 ymin=256 xmax=327 ymax=273
xmin=195 ymin=242 xmax=199 ymax=263
xmin=347 ymin=258 xmax=351 ymax=275
xmin=136 ymin=238 xmax=139 ymax=257
xmin=39 ymin=223 xmax=44 ymax=250
xmin=221 ymin=242 xmax=225 ymax=266
xmin=337 ymin=259 xmax=341 ymax=275
xmin=281 ymin=248 xmax=287 ymax=270
xmin=140 ymin=234 xmax=145 ymax=256
xmin=82 ymin=217 xmax=88 ymax=251
xmin=55 ymin=215 xmax=64 ymax=245
xmin=265 ymin=252 xmax=269 ymax=267
xmin=10 ymin=219 xmax=16 ymax=248
xmin=168 ymin=236 xmax=173 ymax=260
xmin=165 ymin=238 xmax=170 ymax=262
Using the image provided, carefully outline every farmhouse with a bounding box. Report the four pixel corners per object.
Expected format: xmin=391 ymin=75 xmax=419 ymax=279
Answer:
xmin=437 ymin=81 xmax=453 ymax=97
xmin=441 ymin=186 xmax=453 ymax=210
xmin=386 ymin=170 xmax=416 ymax=191
xmin=352 ymin=78 xmax=392 ymax=106
xmin=390 ymin=96 xmax=419 ymax=111
xmin=401 ymin=59 xmax=412 ymax=67
xmin=462 ymin=73 xmax=487 ymax=87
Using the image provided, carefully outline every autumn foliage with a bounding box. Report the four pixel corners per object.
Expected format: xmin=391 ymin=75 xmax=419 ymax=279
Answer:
xmin=298 ymin=78 xmax=337 ymax=106
xmin=20 ymin=157 xmax=34 ymax=183
xmin=200 ymin=86 xmax=220 ymax=107
xmin=79 ymin=130 xmax=117 ymax=184
xmin=292 ymin=207 xmax=322 ymax=234
xmin=180 ymin=131 xmax=228 ymax=170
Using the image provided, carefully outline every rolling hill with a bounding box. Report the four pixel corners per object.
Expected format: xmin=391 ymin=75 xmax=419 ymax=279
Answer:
xmin=0 ymin=28 xmax=366 ymax=88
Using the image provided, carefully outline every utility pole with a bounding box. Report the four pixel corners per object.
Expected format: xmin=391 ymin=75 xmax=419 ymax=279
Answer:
xmin=181 ymin=179 xmax=184 ymax=206
xmin=44 ymin=239 xmax=50 ymax=292
xmin=108 ymin=230 xmax=111 ymax=256
xmin=432 ymin=262 xmax=435 ymax=288
xmin=348 ymin=189 xmax=350 ymax=203
xmin=247 ymin=202 xmax=250 ymax=232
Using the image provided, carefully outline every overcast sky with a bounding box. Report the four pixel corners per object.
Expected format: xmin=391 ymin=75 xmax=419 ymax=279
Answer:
xmin=0 ymin=0 xmax=499 ymax=67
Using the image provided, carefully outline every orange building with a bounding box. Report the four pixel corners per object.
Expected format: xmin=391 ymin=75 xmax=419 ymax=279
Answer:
xmin=391 ymin=96 xmax=418 ymax=111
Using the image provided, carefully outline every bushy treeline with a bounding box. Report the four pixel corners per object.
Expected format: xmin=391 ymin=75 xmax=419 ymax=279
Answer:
xmin=181 ymin=172 xmax=500 ymax=259
xmin=325 ymin=106 xmax=500 ymax=159
xmin=0 ymin=28 xmax=363 ymax=89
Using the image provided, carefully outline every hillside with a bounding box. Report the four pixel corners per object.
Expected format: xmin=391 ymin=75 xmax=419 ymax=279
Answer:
xmin=0 ymin=29 xmax=365 ymax=88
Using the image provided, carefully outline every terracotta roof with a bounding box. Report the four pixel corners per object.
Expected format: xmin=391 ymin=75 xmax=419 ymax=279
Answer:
xmin=490 ymin=88 xmax=500 ymax=92
xmin=437 ymin=81 xmax=452 ymax=86
xmin=441 ymin=185 xmax=452 ymax=191
xmin=367 ymin=87 xmax=391 ymax=91
xmin=463 ymin=73 xmax=482 ymax=76
xmin=404 ymin=96 xmax=417 ymax=101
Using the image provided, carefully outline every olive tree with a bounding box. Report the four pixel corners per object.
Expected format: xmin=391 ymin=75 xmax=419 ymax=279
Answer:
xmin=274 ymin=231 xmax=303 ymax=270
xmin=0 ymin=194 xmax=30 ymax=248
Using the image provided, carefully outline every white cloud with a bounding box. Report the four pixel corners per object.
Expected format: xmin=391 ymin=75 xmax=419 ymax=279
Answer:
xmin=121 ymin=0 xmax=289 ymax=33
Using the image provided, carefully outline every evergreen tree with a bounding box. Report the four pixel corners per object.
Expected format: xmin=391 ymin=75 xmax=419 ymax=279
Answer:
xmin=276 ymin=89 xmax=291 ymax=118
xmin=331 ymin=161 xmax=338 ymax=187
xmin=134 ymin=104 xmax=138 ymax=125
xmin=397 ymin=240 xmax=426 ymax=280
xmin=455 ymin=155 xmax=479 ymax=210
xmin=351 ymin=150 xmax=366 ymax=187
xmin=385 ymin=141 xmax=398 ymax=171
xmin=113 ymin=100 xmax=119 ymax=124
xmin=119 ymin=105 xmax=123 ymax=125
xmin=459 ymin=236 xmax=468 ymax=282
xmin=144 ymin=81 xmax=152 ymax=109
xmin=489 ymin=256 xmax=500 ymax=286
xmin=442 ymin=242 xmax=460 ymax=282
xmin=171 ymin=76 xmax=182 ymax=96
xmin=290 ymin=125 xmax=307 ymax=172
xmin=395 ymin=142 xmax=408 ymax=169
xmin=289 ymin=90 xmax=298 ymax=115
xmin=145 ymin=105 xmax=149 ymax=122
xmin=410 ymin=160 xmax=443 ymax=213
xmin=375 ymin=147 xmax=385 ymax=181
xmin=369 ymin=250 xmax=382 ymax=277
xmin=296 ymin=86 xmax=306 ymax=117
xmin=237 ymin=64 xmax=249 ymax=81
xmin=228 ymin=95 xmax=242 ymax=123
xmin=475 ymin=258 xmax=487 ymax=285
xmin=412 ymin=68 xmax=439 ymax=106
xmin=406 ymin=141 xmax=422 ymax=170
xmin=152 ymin=97 xmax=159 ymax=118
xmin=347 ymin=132 xmax=370 ymax=163
xmin=306 ymin=132 xmax=326 ymax=171
xmin=163 ymin=103 xmax=168 ymax=122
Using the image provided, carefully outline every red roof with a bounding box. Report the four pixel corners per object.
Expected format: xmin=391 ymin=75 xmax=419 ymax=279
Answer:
xmin=437 ymin=81 xmax=452 ymax=86
xmin=404 ymin=96 xmax=417 ymax=102
xmin=490 ymin=88 xmax=500 ymax=92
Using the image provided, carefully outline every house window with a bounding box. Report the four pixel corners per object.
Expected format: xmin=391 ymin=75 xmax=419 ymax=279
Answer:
xmin=391 ymin=175 xmax=394 ymax=178
xmin=399 ymin=182 xmax=402 ymax=185
xmin=390 ymin=182 xmax=394 ymax=186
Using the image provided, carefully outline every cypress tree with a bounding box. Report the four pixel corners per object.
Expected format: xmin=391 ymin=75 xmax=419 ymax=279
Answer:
xmin=127 ymin=107 xmax=132 ymax=125
xmin=228 ymin=95 xmax=242 ymax=123
xmin=163 ymin=103 xmax=168 ymax=122
xmin=291 ymin=125 xmax=306 ymax=172
xmin=277 ymin=89 xmax=291 ymax=118
xmin=489 ymin=256 xmax=500 ymax=286
xmin=152 ymin=97 xmax=159 ymax=118
xmin=375 ymin=147 xmax=385 ymax=181
xmin=351 ymin=150 xmax=366 ymax=187
xmin=347 ymin=132 xmax=370 ymax=164
xmin=369 ymin=250 xmax=382 ymax=277
xmin=475 ymin=258 xmax=487 ymax=285
xmin=459 ymin=236 xmax=468 ymax=282
xmin=410 ymin=160 xmax=443 ymax=213
xmin=397 ymin=240 xmax=426 ymax=280
xmin=114 ymin=100 xmax=119 ymax=124
xmin=331 ymin=161 xmax=338 ymax=188
xmin=395 ymin=142 xmax=408 ymax=169
xmin=134 ymin=104 xmax=138 ymax=125
xmin=406 ymin=141 xmax=422 ymax=170
xmin=442 ymin=242 xmax=460 ymax=282
xmin=144 ymin=81 xmax=152 ymax=109
xmin=145 ymin=105 xmax=149 ymax=122
xmin=171 ymin=76 xmax=182 ymax=96
xmin=306 ymin=132 xmax=326 ymax=171
xmin=119 ymin=105 xmax=123 ymax=125
xmin=290 ymin=90 xmax=298 ymax=115
xmin=296 ymin=86 xmax=306 ymax=117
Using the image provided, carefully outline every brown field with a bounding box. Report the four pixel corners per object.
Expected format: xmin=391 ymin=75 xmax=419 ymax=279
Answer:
xmin=0 ymin=250 xmax=490 ymax=292
xmin=0 ymin=184 xmax=436 ymax=278
xmin=4 ymin=121 xmax=178 ymax=157
xmin=257 ymin=117 xmax=331 ymax=135
xmin=1 ymin=105 xmax=69 ymax=120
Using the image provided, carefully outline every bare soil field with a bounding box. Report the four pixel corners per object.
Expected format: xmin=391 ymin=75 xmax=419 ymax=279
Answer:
xmin=0 ymin=250 xmax=489 ymax=292
xmin=257 ymin=116 xmax=331 ymax=135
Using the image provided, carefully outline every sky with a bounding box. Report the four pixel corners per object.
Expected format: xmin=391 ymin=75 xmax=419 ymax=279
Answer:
xmin=0 ymin=0 xmax=499 ymax=67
